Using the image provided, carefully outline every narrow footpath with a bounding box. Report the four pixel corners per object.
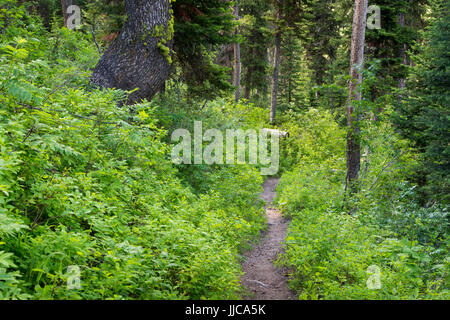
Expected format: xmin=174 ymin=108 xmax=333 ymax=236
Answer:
xmin=241 ymin=177 xmax=297 ymax=300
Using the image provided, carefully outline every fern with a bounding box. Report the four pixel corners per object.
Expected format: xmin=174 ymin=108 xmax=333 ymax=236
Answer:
xmin=0 ymin=212 xmax=28 ymax=238
xmin=2 ymin=79 xmax=42 ymax=104
xmin=0 ymin=251 xmax=16 ymax=269
xmin=0 ymin=252 xmax=28 ymax=300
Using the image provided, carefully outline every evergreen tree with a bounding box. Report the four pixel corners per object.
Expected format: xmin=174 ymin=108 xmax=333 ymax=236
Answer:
xmin=269 ymin=0 xmax=304 ymax=123
xmin=365 ymin=0 xmax=429 ymax=99
xmin=240 ymin=0 xmax=271 ymax=102
xmin=49 ymin=0 xmax=238 ymax=101
xmin=394 ymin=0 xmax=450 ymax=203
xmin=90 ymin=0 xmax=174 ymax=103
xmin=172 ymin=0 xmax=237 ymax=100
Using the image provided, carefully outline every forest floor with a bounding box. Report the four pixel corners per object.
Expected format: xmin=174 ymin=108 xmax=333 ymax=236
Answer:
xmin=241 ymin=177 xmax=297 ymax=300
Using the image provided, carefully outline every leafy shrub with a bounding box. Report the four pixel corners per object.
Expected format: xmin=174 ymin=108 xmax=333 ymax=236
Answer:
xmin=275 ymin=107 xmax=449 ymax=300
xmin=0 ymin=10 xmax=267 ymax=300
xmin=278 ymin=108 xmax=346 ymax=173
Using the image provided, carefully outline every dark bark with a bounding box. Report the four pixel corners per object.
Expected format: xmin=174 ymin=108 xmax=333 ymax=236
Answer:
xmin=244 ymin=86 xmax=251 ymax=100
xmin=398 ymin=12 xmax=407 ymax=89
xmin=270 ymin=13 xmax=281 ymax=124
xmin=233 ymin=0 xmax=241 ymax=103
xmin=60 ymin=0 xmax=73 ymax=28
xmin=288 ymin=77 xmax=292 ymax=103
xmin=90 ymin=0 xmax=173 ymax=104
xmin=346 ymin=0 xmax=368 ymax=191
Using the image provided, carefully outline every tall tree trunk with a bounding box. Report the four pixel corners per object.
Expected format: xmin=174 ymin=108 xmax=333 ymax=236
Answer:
xmin=346 ymin=0 xmax=368 ymax=191
xmin=288 ymin=77 xmax=292 ymax=103
xmin=60 ymin=0 xmax=73 ymax=28
xmin=90 ymin=0 xmax=173 ymax=104
xmin=398 ymin=12 xmax=407 ymax=89
xmin=244 ymin=86 xmax=251 ymax=100
xmin=270 ymin=11 xmax=281 ymax=124
xmin=233 ymin=0 xmax=241 ymax=103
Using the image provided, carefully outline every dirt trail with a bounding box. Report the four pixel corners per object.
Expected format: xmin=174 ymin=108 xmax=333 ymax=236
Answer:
xmin=241 ymin=177 xmax=296 ymax=300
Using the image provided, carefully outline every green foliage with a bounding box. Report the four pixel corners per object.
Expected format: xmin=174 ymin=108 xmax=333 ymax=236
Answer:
xmin=365 ymin=0 xmax=428 ymax=91
xmin=172 ymin=0 xmax=237 ymax=100
xmin=1 ymin=0 xmax=448 ymax=302
xmin=393 ymin=0 xmax=450 ymax=203
xmin=278 ymin=108 xmax=346 ymax=173
xmin=275 ymin=104 xmax=448 ymax=300
xmin=0 ymin=10 xmax=266 ymax=300
xmin=278 ymin=204 xmax=448 ymax=299
xmin=240 ymin=0 xmax=272 ymax=102
xmin=152 ymin=90 xmax=269 ymax=192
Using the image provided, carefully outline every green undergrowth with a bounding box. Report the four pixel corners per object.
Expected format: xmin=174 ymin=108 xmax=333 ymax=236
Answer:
xmin=0 ymin=9 xmax=268 ymax=299
xmin=274 ymin=109 xmax=449 ymax=299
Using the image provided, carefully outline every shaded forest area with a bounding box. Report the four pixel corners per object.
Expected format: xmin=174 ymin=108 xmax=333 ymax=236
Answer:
xmin=0 ymin=0 xmax=448 ymax=300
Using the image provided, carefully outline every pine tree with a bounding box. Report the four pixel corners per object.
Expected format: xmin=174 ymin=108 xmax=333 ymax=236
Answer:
xmin=364 ymin=0 xmax=429 ymax=98
xmin=84 ymin=0 xmax=237 ymax=101
xmin=269 ymin=0 xmax=304 ymax=123
xmin=394 ymin=0 xmax=450 ymax=203
xmin=172 ymin=0 xmax=236 ymax=100
xmin=90 ymin=0 xmax=174 ymax=104
xmin=240 ymin=0 xmax=271 ymax=102
xmin=270 ymin=4 xmax=281 ymax=124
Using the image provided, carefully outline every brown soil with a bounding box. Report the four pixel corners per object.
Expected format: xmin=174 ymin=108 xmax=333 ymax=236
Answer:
xmin=241 ymin=177 xmax=297 ymax=300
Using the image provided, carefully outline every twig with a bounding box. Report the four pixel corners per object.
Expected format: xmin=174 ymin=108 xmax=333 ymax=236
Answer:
xmin=41 ymin=59 xmax=97 ymax=104
xmin=91 ymin=17 xmax=102 ymax=54
xmin=30 ymin=204 xmax=44 ymax=229
xmin=246 ymin=280 xmax=269 ymax=288
xmin=368 ymin=151 xmax=406 ymax=191
xmin=22 ymin=120 xmax=36 ymax=142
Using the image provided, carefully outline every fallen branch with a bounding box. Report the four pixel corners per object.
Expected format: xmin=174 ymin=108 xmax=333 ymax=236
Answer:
xmin=246 ymin=279 xmax=269 ymax=288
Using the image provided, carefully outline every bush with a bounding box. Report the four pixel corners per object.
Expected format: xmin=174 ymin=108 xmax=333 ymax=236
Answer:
xmin=0 ymin=11 xmax=267 ymax=299
xmin=275 ymin=107 xmax=449 ymax=300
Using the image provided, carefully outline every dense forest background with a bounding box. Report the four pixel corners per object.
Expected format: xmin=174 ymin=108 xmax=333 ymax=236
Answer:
xmin=0 ymin=0 xmax=448 ymax=299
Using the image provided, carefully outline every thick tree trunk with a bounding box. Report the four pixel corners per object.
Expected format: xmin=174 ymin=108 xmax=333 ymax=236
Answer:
xmin=346 ymin=0 xmax=368 ymax=191
xmin=233 ymin=0 xmax=241 ymax=103
xmin=90 ymin=0 xmax=173 ymax=104
xmin=60 ymin=0 xmax=73 ymax=28
xmin=270 ymin=18 xmax=281 ymax=124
